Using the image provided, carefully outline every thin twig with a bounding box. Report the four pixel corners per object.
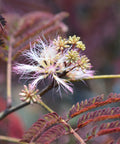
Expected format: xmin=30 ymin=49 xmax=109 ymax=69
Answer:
xmin=0 ymin=135 xmax=34 ymax=144
xmin=37 ymin=99 xmax=54 ymax=113
xmin=0 ymin=102 xmax=30 ymax=120
xmin=0 ymin=135 xmax=21 ymax=143
xmin=7 ymin=36 xmax=13 ymax=108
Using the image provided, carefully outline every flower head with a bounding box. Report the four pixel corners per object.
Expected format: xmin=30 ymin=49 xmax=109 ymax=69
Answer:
xmin=68 ymin=35 xmax=80 ymax=44
xmin=76 ymin=41 xmax=86 ymax=50
xmin=19 ymin=84 xmax=40 ymax=104
xmin=66 ymin=50 xmax=80 ymax=63
xmin=53 ymin=36 xmax=69 ymax=51
xmin=13 ymin=35 xmax=94 ymax=94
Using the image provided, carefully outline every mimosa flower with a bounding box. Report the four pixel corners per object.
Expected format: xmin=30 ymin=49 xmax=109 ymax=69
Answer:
xmin=13 ymin=35 xmax=94 ymax=94
xmin=13 ymin=38 xmax=73 ymax=93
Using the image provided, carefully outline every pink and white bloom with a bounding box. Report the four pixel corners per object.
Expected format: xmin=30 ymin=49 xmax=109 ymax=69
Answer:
xmin=13 ymin=35 xmax=94 ymax=94
xmin=13 ymin=38 xmax=73 ymax=93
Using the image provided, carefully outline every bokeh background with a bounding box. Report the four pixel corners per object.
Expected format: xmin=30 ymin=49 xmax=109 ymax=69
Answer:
xmin=0 ymin=0 xmax=120 ymax=143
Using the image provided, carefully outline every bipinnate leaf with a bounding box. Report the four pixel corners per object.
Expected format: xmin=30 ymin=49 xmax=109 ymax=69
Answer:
xmin=77 ymin=107 xmax=120 ymax=128
xmin=0 ymin=11 xmax=68 ymax=61
xmin=35 ymin=124 xmax=68 ymax=144
xmin=12 ymin=11 xmax=68 ymax=60
xmin=68 ymin=93 xmax=120 ymax=118
xmin=20 ymin=112 xmax=70 ymax=144
xmin=21 ymin=119 xmax=46 ymax=143
xmin=14 ymin=11 xmax=53 ymax=37
xmin=86 ymin=120 xmax=120 ymax=141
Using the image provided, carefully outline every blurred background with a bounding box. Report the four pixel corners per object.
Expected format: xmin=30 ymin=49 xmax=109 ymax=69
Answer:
xmin=0 ymin=0 xmax=120 ymax=143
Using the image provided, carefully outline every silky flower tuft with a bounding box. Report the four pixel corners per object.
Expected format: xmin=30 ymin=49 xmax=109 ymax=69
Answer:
xmin=19 ymin=84 xmax=40 ymax=104
xmin=13 ymin=35 xmax=94 ymax=94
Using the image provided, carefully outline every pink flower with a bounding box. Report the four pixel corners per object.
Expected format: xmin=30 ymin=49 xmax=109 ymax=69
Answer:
xmin=13 ymin=38 xmax=73 ymax=94
xmin=13 ymin=35 xmax=94 ymax=94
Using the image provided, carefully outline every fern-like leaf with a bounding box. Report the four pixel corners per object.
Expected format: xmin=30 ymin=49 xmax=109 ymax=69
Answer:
xmin=0 ymin=11 xmax=68 ymax=61
xmin=68 ymin=93 xmax=120 ymax=118
xmin=86 ymin=120 xmax=120 ymax=141
xmin=20 ymin=112 xmax=70 ymax=144
xmin=14 ymin=12 xmax=53 ymax=37
xmin=12 ymin=11 xmax=68 ymax=60
xmin=36 ymin=124 xmax=68 ymax=144
xmin=77 ymin=107 xmax=120 ymax=128
xmin=21 ymin=119 xmax=46 ymax=143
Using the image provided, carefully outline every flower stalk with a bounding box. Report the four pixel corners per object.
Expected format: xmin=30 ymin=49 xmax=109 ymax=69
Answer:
xmin=37 ymin=98 xmax=54 ymax=113
xmin=84 ymin=74 xmax=120 ymax=80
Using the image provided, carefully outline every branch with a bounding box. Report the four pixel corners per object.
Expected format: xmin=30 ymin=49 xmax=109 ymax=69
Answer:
xmin=0 ymin=102 xmax=30 ymax=120
xmin=0 ymin=135 xmax=34 ymax=144
xmin=0 ymin=135 xmax=21 ymax=144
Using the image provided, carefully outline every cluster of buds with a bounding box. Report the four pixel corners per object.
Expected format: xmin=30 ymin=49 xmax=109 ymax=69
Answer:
xmin=14 ymin=35 xmax=94 ymax=98
xmin=19 ymin=84 xmax=40 ymax=104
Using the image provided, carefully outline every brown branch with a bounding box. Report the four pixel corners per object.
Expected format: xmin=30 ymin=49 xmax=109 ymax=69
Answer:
xmin=0 ymin=102 xmax=30 ymax=120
